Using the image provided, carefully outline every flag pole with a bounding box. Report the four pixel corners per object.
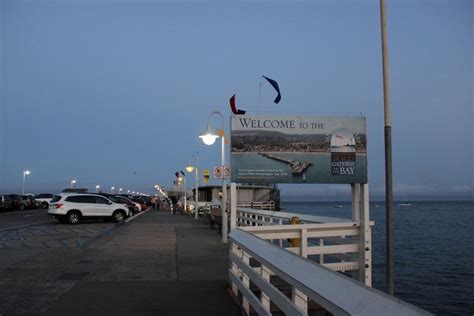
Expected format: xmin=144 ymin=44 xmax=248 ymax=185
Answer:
xmin=380 ymin=0 xmax=394 ymax=296
xmin=257 ymin=80 xmax=262 ymax=114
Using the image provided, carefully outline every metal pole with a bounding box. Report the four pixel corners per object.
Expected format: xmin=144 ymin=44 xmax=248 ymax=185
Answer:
xmin=380 ymin=0 xmax=394 ymax=296
xmin=194 ymin=153 xmax=199 ymax=220
xmin=22 ymin=172 xmax=26 ymax=195
xmin=221 ymin=134 xmax=228 ymax=243
xmin=183 ymin=177 xmax=187 ymax=213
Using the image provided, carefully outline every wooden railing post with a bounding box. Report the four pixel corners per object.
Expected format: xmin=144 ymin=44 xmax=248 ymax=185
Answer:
xmin=301 ymin=227 xmax=308 ymax=258
xmin=260 ymin=264 xmax=271 ymax=312
xmin=359 ymin=183 xmax=372 ymax=286
xmin=231 ymin=242 xmax=242 ymax=297
xmin=230 ymin=183 xmax=237 ymax=231
xmin=242 ymin=251 xmax=251 ymax=314
xmin=292 ymin=288 xmax=307 ymax=313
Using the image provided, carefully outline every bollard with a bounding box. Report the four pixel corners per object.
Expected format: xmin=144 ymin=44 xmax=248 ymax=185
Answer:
xmin=290 ymin=216 xmax=301 ymax=247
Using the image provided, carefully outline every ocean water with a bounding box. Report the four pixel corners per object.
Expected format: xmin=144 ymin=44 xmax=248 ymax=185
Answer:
xmin=280 ymin=200 xmax=474 ymax=316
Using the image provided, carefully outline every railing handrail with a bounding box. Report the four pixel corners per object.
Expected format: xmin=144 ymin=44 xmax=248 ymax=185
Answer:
xmin=230 ymin=229 xmax=432 ymax=316
xmin=237 ymin=207 xmax=353 ymax=223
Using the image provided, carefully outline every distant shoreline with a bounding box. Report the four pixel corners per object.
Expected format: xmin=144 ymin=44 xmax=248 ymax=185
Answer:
xmin=281 ymin=200 xmax=474 ymax=203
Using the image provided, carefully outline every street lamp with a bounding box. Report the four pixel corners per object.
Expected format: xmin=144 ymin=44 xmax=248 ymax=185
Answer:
xmin=70 ymin=179 xmax=77 ymax=188
xmin=199 ymin=111 xmax=228 ymax=243
xmin=111 ymin=186 xmax=115 ymax=193
xmin=119 ymin=188 xmax=123 ymax=194
xmin=22 ymin=170 xmax=31 ymax=195
xmin=186 ymin=152 xmax=199 ymax=220
xmin=95 ymin=185 xmax=100 ymax=193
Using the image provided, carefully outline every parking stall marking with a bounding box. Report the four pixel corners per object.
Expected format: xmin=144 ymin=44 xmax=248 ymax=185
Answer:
xmin=0 ymin=222 xmax=117 ymax=249
xmin=0 ymin=220 xmax=56 ymax=232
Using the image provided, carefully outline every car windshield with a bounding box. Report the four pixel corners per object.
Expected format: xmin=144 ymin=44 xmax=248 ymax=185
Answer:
xmin=50 ymin=195 xmax=61 ymax=203
xmin=107 ymin=196 xmax=121 ymax=203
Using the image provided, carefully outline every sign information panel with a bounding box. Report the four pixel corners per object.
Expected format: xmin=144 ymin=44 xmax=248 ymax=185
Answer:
xmin=231 ymin=115 xmax=367 ymax=184
xmin=214 ymin=166 xmax=231 ymax=179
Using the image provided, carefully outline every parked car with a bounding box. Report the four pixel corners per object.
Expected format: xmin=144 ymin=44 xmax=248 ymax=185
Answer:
xmin=0 ymin=194 xmax=13 ymax=211
xmin=97 ymin=194 xmax=138 ymax=215
xmin=23 ymin=195 xmax=39 ymax=209
xmin=117 ymin=194 xmax=142 ymax=213
xmin=34 ymin=193 xmax=56 ymax=209
xmin=9 ymin=194 xmax=26 ymax=210
xmin=130 ymin=196 xmax=147 ymax=211
xmin=114 ymin=196 xmax=140 ymax=215
xmin=48 ymin=193 xmax=132 ymax=224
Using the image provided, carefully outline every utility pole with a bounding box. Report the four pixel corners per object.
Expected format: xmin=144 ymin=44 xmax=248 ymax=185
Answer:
xmin=380 ymin=0 xmax=394 ymax=296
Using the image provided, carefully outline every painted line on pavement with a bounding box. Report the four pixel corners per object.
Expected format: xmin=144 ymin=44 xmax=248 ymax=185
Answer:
xmin=0 ymin=220 xmax=56 ymax=232
xmin=121 ymin=207 xmax=152 ymax=225
xmin=78 ymin=209 xmax=151 ymax=250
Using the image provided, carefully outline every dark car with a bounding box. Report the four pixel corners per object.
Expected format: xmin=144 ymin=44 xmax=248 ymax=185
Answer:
xmin=144 ymin=196 xmax=152 ymax=206
xmin=0 ymin=194 xmax=13 ymax=211
xmin=9 ymin=194 xmax=25 ymax=210
xmin=130 ymin=196 xmax=147 ymax=211
xmin=23 ymin=195 xmax=40 ymax=209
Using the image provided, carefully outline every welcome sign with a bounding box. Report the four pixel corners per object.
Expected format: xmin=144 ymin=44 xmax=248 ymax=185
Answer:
xmin=230 ymin=115 xmax=367 ymax=184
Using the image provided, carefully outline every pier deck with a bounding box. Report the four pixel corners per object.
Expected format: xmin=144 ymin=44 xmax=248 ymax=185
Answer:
xmin=0 ymin=210 xmax=240 ymax=315
xmin=259 ymin=152 xmax=312 ymax=174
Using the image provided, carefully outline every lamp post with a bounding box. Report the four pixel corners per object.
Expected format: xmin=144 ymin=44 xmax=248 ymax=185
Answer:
xmin=199 ymin=111 xmax=228 ymax=243
xmin=70 ymin=179 xmax=76 ymax=188
xmin=177 ymin=175 xmax=187 ymax=213
xmin=186 ymin=152 xmax=200 ymax=220
xmin=380 ymin=0 xmax=394 ymax=295
xmin=22 ymin=170 xmax=31 ymax=195
xmin=111 ymin=186 xmax=115 ymax=193
xmin=119 ymin=188 xmax=123 ymax=194
xmin=95 ymin=185 xmax=100 ymax=193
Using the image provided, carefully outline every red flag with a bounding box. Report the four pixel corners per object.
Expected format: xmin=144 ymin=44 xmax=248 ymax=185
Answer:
xmin=229 ymin=94 xmax=246 ymax=115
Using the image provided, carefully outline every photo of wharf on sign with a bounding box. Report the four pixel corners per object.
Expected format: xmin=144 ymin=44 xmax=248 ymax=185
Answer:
xmin=230 ymin=115 xmax=367 ymax=184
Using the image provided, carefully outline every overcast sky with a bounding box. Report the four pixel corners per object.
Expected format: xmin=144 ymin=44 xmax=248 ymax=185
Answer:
xmin=0 ymin=0 xmax=472 ymax=200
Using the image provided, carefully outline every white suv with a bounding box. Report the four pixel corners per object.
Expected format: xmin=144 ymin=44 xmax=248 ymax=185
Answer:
xmin=48 ymin=193 xmax=132 ymax=224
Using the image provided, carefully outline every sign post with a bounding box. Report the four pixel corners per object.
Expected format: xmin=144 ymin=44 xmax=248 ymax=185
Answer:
xmin=230 ymin=114 xmax=372 ymax=284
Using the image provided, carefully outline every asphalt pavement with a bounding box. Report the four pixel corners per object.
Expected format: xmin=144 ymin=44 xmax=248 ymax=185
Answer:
xmin=0 ymin=209 xmax=241 ymax=315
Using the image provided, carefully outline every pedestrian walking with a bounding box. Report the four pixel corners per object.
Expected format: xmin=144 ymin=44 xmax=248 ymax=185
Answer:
xmin=151 ymin=196 xmax=158 ymax=210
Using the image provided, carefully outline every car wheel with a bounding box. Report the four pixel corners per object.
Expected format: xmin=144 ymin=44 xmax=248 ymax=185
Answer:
xmin=19 ymin=204 xmax=26 ymax=211
xmin=42 ymin=202 xmax=49 ymax=209
xmin=112 ymin=210 xmax=126 ymax=223
xmin=67 ymin=210 xmax=80 ymax=225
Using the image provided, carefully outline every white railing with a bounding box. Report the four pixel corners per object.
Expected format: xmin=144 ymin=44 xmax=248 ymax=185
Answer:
xmin=229 ymin=228 xmax=432 ymax=316
xmin=237 ymin=201 xmax=276 ymax=211
xmin=236 ymin=207 xmax=368 ymax=277
xmin=236 ymin=207 xmax=354 ymax=225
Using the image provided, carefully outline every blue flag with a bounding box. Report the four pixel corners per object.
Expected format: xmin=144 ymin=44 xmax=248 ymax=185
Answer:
xmin=262 ymin=75 xmax=281 ymax=104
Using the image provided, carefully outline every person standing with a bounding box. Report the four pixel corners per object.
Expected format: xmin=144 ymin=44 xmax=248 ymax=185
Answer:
xmin=151 ymin=196 xmax=158 ymax=210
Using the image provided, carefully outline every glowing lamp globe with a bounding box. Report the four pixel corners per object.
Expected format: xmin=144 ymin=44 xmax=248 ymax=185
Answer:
xmin=199 ymin=132 xmax=218 ymax=145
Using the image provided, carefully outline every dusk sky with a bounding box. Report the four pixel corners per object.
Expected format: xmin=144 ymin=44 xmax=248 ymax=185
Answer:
xmin=0 ymin=0 xmax=472 ymax=201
